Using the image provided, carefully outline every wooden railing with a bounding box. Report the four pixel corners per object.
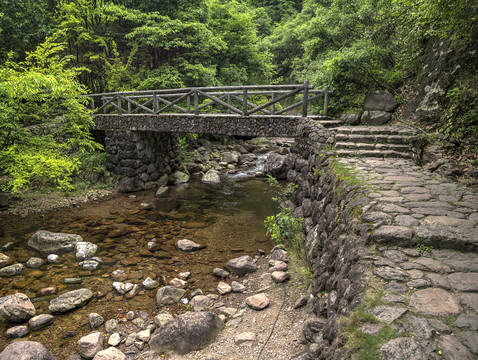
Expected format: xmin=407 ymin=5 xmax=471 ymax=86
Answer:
xmin=86 ymin=81 xmax=331 ymax=117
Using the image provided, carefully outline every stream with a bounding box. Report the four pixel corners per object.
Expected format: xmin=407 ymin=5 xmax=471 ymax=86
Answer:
xmin=0 ymin=170 xmax=278 ymax=357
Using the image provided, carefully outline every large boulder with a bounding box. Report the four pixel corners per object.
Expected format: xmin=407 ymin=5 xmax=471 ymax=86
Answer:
xmin=28 ymin=230 xmax=82 ymax=254
xmin=264 ymin=153 xmax=289 ymax=180
xmin=202 ymin=170 xmax=220 ymax=184
xmin=149 ymin=312 xmax=223 ymax=355
xmin=48 ymin=288 xmax=94 ymax=314
xmin=156 ymin=286 xmax=186 ymax=307
xmin=226 ymin=255 xmax=257 ymax=276
xmin=363 ymin=90 xmax=398 ymax=112
xmin=115 ymin=177 xmax=144 ymax=193
xmin=340 ymin=113 xmax=361 ymax=125
xmin=0 ymin=293 xmax=36 ymax=322
xmin=361 ymin=110 xmax=392 ymax=125
xmin=0 ymin=341 xmax=55 ymax=360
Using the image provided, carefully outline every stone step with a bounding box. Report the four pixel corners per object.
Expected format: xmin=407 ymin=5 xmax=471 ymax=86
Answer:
xmin=335 ymin=142 xmax=410 ymax=152
xmin=335 ymin=133 xmax=410 ymax=145
xmin=332 ymin=126 xmax=416 ymax=136
xmin=317 ymin=120 xmax=344 ymax=128
xmin=335 ymin=149 xmax=413 ymax=159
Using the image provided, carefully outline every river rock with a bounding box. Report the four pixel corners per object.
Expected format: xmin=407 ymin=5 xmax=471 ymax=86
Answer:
xmin=28 ymin=314 xmax=55 ymax=331
xmin=156 ymin=286 xmax=186 ymax=307
xmin=79 ymin=332 xmax=104 ymax=359
xmin=112 ymin=282 xmax=134 ymax=295
xmin=5 ymin=325 xmax=29 ymax=338
xmin=125 ymin=284 xmax=140 ymax=299
xmin=190 ymin=295 xmax=213 ymax=312
xmin=231 ymin=281 xmax=246 ymax=293
xmin=156 ymin=185 xmax=170 ymax=198
xmin=223 ymin=152 xmax=239 ymax=164
xmin=0 ymin=253 xmax=10 ymax=267
xmin=76 ymin=242 xmax=98 ymax=260
xmin=202 ymin=170 xmax=220 ymax=184
xmin=111 ymin=269 xmax=127 ymax=282
xmin=176 ymin=239 xmax=205 ymax=252
xmin=26 ymin=257 xmax=44 ymax=269
xmin=0 ymin=293 xmax=36 ymax=322
xmin=245 ymin=293 xmax=270 ymax=310
xmin=217 ymin=282 xmax=232 ymax=295
xmin=93 ymin=347 xmax=127 ymax=360
xmin=271 ymin=271 xmax=290 ymax=283
xmin=173 ymin=171 xmax=190 ymax=185
xmin=149 ymin=311 xmax=223 ymax=355
xmin=47 ymin=254 xmax=59 ymax=263
xmin=108 ymin=333 xmax=121 ymax=346
xmin=213 ymin=268 xmax=229 ymax=279
xmin=105 ymin=319 xmax=120 ymax=334
xmin=270 ymin=248 xmax=289 ymax=263
xmin=0 ymin=341 xmax=55 ymax=360
xmin=264 ymin=153 xmax=289 ymax=180
xmin=89 ymin=313 xmax=105 ymax=330
xmin=0 ymin=263 xmax=23 ymax=277
xmin=226 ymin=255 xmax=257 ymax=276
xmin=142 ymin=277 xmax=159 ymax=289
xmin=48 ymin=288 xmax=94 ymax=314
xmin=28 ymin=230 xmax=82 ymax=254
xmin=169 ymin=278 xmax=187 ymax=288
xmin=154 ymin=312 xmax=174 ymax=328
xmin=80 ymin=260 xmax=100 ymax=270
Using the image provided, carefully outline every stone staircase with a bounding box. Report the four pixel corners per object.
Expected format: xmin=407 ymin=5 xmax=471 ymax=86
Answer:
xmin=330 ymin=125 xmax=417 ymax=159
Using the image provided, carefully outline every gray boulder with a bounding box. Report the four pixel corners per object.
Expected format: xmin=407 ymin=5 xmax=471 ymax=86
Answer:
xmin=0 ymin=293 xmax=36 ymax=322
xmin=202 ymin=170 xmax=220 ymax=184
xmin=264 ymin=153 xmax=289 ymax=180
xmin=361 ymin=110 xmax=392 ymax=125
xmin=78 ymin=332 xmax=104 ymax=359
xmin=156 ymin=286 xmax=186 ymax=307
xmin=28 ymin=314 xmax=55 ymax=331
xmin=76 ymin=242 xmax=98 ymax=260
xmin=93 ymin=347 xmax=126 ymax=360
xmin=149 ymin=312 xmax=223 ymax=355
xmin=340 ymin=113 xmax=361 ymax=125
xmin=0 ymin=341 xmax=55 ymax=360
xmin=28 ymin=230 xmax=82 ymax=254
xmin=115 ymin=177 xmax=144 ymax=193
xmin=48 ymin=288 xmax=93 ymax=313
xmin=363 ymin=90 xmax=398 ymax=112
xmin=0 ymin=253 xmax=10 ymax=268
xmin=173 ymin=171 xmax=190 ymax=185
xmin=226 ymin=255 xmax=257 ymax=276
xmin=26 ymin=257 xmax=44 ymax=269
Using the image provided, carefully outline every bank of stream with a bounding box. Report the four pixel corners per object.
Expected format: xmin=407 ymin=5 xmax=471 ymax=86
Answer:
xmin=0 ymin=168 xmax=281 ymax=358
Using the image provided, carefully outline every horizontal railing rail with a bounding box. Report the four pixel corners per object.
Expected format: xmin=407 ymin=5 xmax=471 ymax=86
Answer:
xmin=85 ymin=81 xmax=332 ymax=117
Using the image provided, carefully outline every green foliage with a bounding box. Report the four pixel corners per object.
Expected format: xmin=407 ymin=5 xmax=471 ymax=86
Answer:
xmin=179 ymin=133 xmax=198 ymax=163
xmin=264 ymin=175 xmax=304 ymax=259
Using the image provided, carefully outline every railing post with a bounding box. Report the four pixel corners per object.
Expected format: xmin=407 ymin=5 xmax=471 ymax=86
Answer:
xmin=117 ymin=94 xmax=122 ymax=115
xmin=271 ymin=92 xmax=276 ymax=115
xmin=227 ymin=94 xmax=231 ymax=114
xmin=194 ymin=91 xmax=199 ymax=115
xmin=302 ymin=80 xmax=309 ymax=118
xmin=242 ymin=89 xmax=248 ymax=116
xmin=187 ymin=95 xmax=191 ymax=113
xmin=153 ymin=92 xmax=158 ymax=113
xmin=323 ymin=86 xmax=329 ymax=117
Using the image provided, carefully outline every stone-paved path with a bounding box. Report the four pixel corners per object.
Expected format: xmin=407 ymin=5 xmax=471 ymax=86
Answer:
xmin=339 ymin=157 xmax=478 ymax=360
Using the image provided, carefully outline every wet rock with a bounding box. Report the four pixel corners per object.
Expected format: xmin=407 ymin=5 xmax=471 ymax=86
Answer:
xmin=47 ymin=254 xmax=59 ymax=263
xmin=48 ymin=288 xmax=94 ymax=314
xmin=367 ymin=306 xmax=407 ymax=323
xmin=264 ymin=153 xmax=289 ymax=180
xmin=176 ymin=239 xmax=205 ymax=252
xmin=213 ymin=268 xmax=229 ymax=279
xmin=217 ymin=282 xmax=232 ymax=295
xmin=438 ymin=335 xmax=475 ymax=360
xmin=226 ymin=255 xmax=257 ymax=276
xmin=0 ymin=253 xmax=10 ymax=268
xmin=112 ymin=282 xmax=134 ymax=295
xmin=173 ymin=171 xmax=190 ymax=185
xmin=108 ymin=333 xmax=121 ymax=346
xmin=149 ymin=311 xmax=223 ymax=355
xmin=231 ymin=281 xmax=246 ymax=293
xmin=234 ymin=332 xmax=256 ymax=346
xmin=0 ymin=341 xmax=55 ymax=360
xmin=89 ymin=313 xmax=105 ymax=330
xmin=0 ymin=293 xmax=36 ymax=322
xmin=154 ymin=312 xmax=174 ymax=328
xmin=142 ymin=277 xmax=159 ymax=289
xmin=80 ymin=260 xmax=100 ymax=270
xmin=93 ymin=347 xmax=126 ymax=360
xmin=380 ymin=337 xmax=429 ymax=360
xmin=105 ymin=319 xmax=119 ymax=334
xmin=156 ymin=286 xmax=186 ymax=307
xmin=111 ymin=269 xmax=127 ymax=282
xmin=271 ymin=271 xmax=290 ymax=283
xmin=26 ymin=257 xmax=44 ymax=269
xmin=0 ymin=263 xmax=23 ymax=277
xmin=202 ymin=170 xmax=220 ymax=184
xmin=270 ymin=248 xmax=289 ymax=263
xmin=76 ymin=242 xmax=98 ymax=260
xmin=5 ymin=325 xmax=29 ymax=338
xmin=28 ymin=230 xmax=82 ymax=254
xmin=155 ymin=186 xmax=170 ymax=198
xmin=410 ymin=288 xmax=460 ymax=316
xmin=79 ymin=332 xmax=104 ymax=359
xmin=125 ymin=284 xmax=141 ymax=299
xmin=28 ymin=314 xmax=55 ymax=331
xmin=64 ymin=278 xmax=82 ymax=284
xmin=245 ymin=293 xmax=270 ymax=310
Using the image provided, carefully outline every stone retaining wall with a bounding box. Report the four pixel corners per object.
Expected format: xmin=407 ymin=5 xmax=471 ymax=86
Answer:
xmin=286 ymin=119 xmax=373 ymax=358
xmin=105 ymin=130 xmax=183 ymax=193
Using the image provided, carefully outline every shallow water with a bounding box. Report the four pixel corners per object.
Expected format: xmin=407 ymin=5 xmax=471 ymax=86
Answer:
xmin=0 ymin=175 xmax=277 ymax=357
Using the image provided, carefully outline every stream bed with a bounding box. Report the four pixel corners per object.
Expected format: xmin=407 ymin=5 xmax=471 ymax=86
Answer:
xmin=0 ymin=174 xmax=278 ymax=358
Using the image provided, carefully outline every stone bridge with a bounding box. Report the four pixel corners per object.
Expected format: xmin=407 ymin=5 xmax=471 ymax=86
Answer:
xmin=88 ymin=83 xmax=332 ymax=192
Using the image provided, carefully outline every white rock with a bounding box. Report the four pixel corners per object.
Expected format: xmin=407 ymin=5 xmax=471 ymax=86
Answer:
xmin=142 ymin=277 xmax=159 ymax=289
xmin=217 ymin=282 xmax=232 ymax=295
xmin=76 ymin=242 xmax=98 ymax=260
xmin=108 ymin=333 xmax=121 ymax=346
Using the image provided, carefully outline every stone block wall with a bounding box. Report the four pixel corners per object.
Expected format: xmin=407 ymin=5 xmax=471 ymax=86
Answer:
xmin=285 ymin=119 xmax=373 ymax=358
xmin=105 ymin=130 xmax=183 ymax=192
